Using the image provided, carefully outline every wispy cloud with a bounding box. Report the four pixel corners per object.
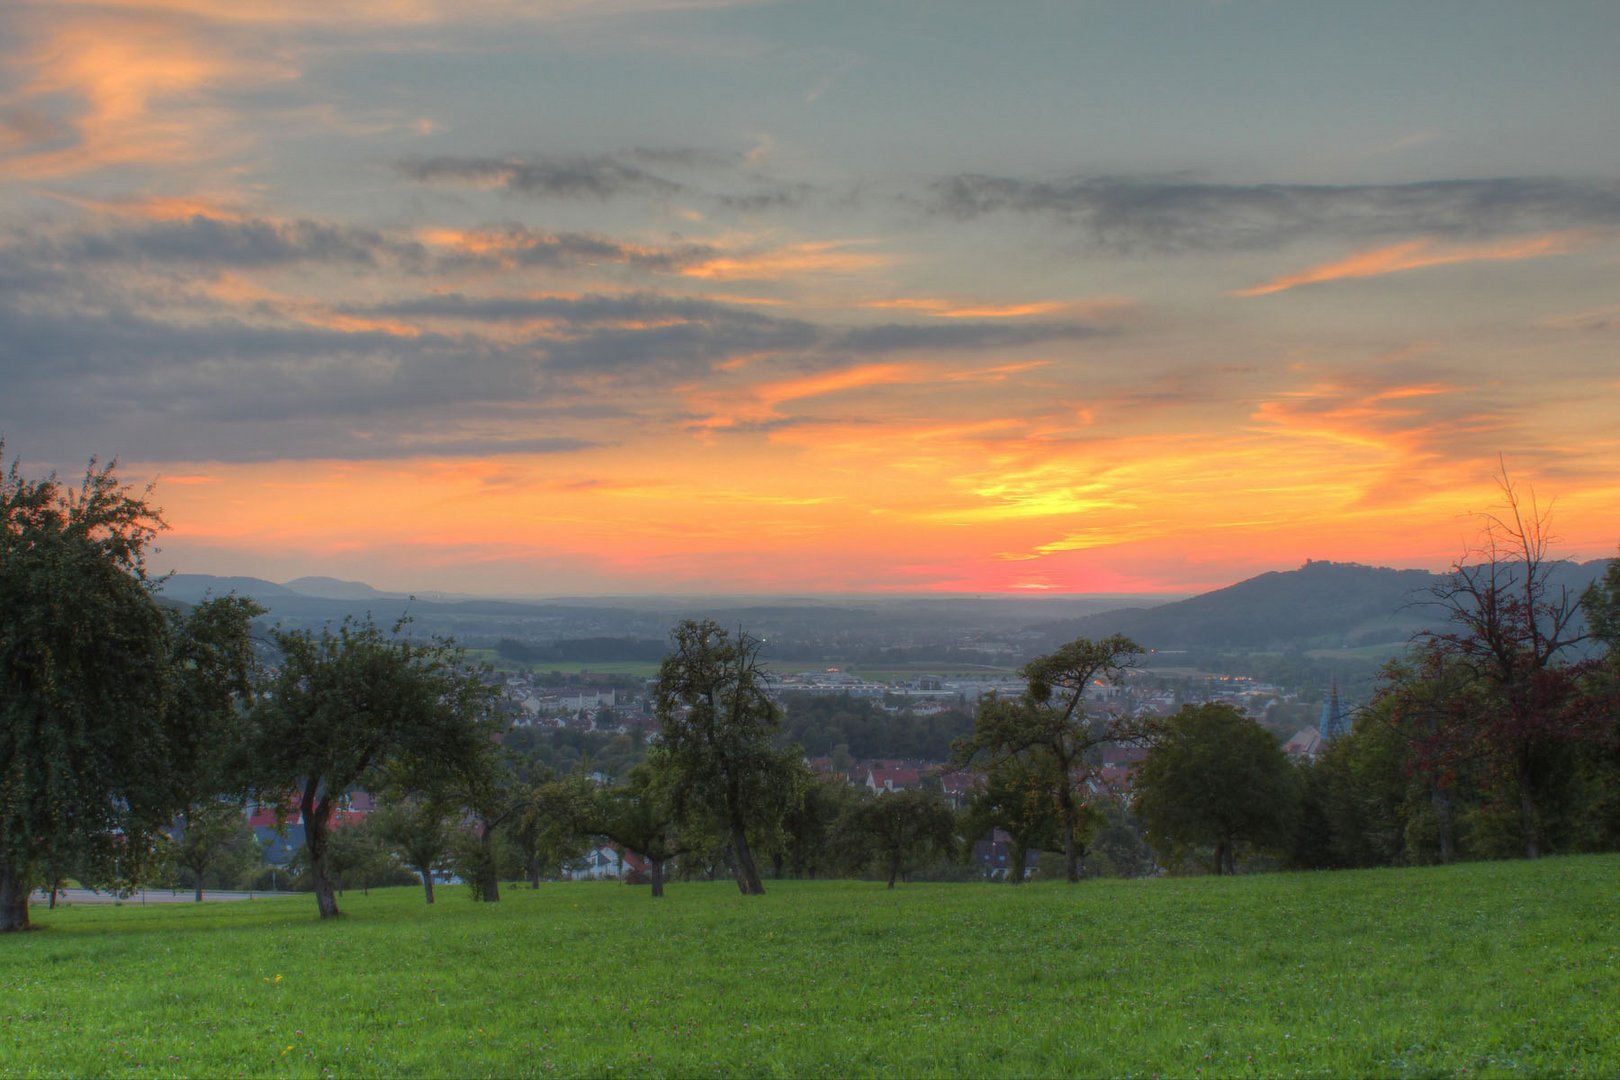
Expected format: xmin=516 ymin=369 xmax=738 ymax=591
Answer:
xmin=401 ymin=153 xmax=685 ymax=200
xmin=926 ymin=174 xmax=1620 ymax=252
xmin=1235 ymin=231 xmax=1591 ymax=296
xmin=863 ymin=297 xmax=1069 ymax=319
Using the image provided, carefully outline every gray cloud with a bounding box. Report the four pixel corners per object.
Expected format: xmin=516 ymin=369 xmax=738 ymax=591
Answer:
xmin=365 ymin=290 xmax=787 ymax=328
xmin=400 ymin=153 xmax=685 ymax=200
xmin=31 ymin=215 xmax=415 ymax=267
xmin=400 ymin=148 xmax=816 ymax=212
xmin=834 ymin=320 xmax=1109 ymax=353
xmin=927 ymin=175 xmax=1620 ymax=252
xmin=443 ymin=224 xmax=716 ymax=273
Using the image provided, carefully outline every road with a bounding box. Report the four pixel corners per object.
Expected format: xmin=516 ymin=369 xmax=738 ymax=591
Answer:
xmin=32 ymin=888 xmax=296 ymax=905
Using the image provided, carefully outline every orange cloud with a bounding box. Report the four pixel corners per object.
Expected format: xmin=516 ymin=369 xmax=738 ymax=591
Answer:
xmin=1 ymin=11 xmax=293 ymax=179
xmin=864 ymin=297 xmax=1068 ymax=319
xmin=678 ymin=240 xmax=891 ymax=281
xmin=1236 ymin=232 xmax=1591 ymax=297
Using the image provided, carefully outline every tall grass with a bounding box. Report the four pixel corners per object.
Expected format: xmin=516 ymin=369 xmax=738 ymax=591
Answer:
xmin=2 ymin=855 xmax=1614 ymax=1076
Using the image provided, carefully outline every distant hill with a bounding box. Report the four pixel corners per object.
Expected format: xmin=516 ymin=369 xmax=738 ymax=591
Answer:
xmin=282 ymin=576 xmax=396 ymax=600
xmin=160 ymin=574 xmax=298 ymax=602
xmin=1033 ymin=559 xmax=1609 ymax=654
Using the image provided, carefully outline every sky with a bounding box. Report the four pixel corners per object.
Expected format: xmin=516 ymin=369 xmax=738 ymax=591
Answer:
xmin=2 ymin=1 xmax=1618 ymax=597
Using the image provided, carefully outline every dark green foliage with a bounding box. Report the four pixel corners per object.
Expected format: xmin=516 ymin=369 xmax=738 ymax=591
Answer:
xmin=503 ymin=773 xmax=592 ymax=891
xmin=501 ymin=725 xmax=643 ymax=778
xmin=496 ymin=637 xmax=665 ymax=664
xmin=961 ymin=755 xmax=1061 ymax=884
xmin=172 ymin=799 xmax=263 ymax=901
xmin=0 ymin=451 xmax=257 ymax=931
xmin=654 ymin=620 xmax=802 ymax=896
xmin=247 ymin=617 xmax=498 ymax=919
xmin=955 ymin=634 xmax=1144 ymax=882
xmin=839 ymin=788 xmax=958 ymax=888
xmin=1083 ymin=803 xmax=1154 ymax=879
xmin=777 ymin=772 xmax=867 ymax=880
xmin=1579 ymin=552 xmax=1620 ymax=656
xmin=1133 ymin=703 xmax=1299 ymax=874
xmin=322 ymin=821 xmax=405 ymax=895
xmin=780 ymin=695 xmax=974 ymax=760
xmin=588 ymin=763 xmax=687 ymax=896
xmin=368 ymin=795 xmax=459 ymax=903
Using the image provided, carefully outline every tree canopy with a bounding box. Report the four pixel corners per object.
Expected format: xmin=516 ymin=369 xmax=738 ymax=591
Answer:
xmin=1 ymin=452 xmax=257 ymax=931
xmin=652 ymin=619 xmax=800 ymax=895
xmin=1132 ymin=703 xmax=1298 ymax=875
xmin=247 ymin=617 xmax=497 ymax=919
xmin=954 ymin=634 xmax=1143 ymax=882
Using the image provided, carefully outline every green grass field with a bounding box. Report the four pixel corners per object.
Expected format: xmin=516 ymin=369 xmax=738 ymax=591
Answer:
xmin=2 ymin=856 xmax=1615 ymax=1077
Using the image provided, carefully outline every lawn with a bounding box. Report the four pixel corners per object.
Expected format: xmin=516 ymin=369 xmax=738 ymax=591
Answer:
xmin=1 ymin=856 xmax=1615 ymax=1077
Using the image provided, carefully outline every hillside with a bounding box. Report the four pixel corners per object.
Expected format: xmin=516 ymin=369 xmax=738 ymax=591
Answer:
xmin=1035 ymin=558 xmax=1609 ymax=654
xmin=7 ymin=857 xmax=1615 ymax=1076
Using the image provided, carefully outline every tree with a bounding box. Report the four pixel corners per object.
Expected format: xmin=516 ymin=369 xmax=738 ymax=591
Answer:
xmin=173 ymin=799 xmax=262 ymax=901
xmin=653 ymin=620 xmax=800 ymax=896
xmin=322 ymin=819 xmax=399 ymax=896
xmin=2 ymin=451 xmax=256 ymax=931
xmin=1132 ymin=703 xmax=1299 ymax=875
xmin=841 ymin=788 xmax=958 ymax=888
xmin=961 ymin=755 xmax=1061 ymax=884
xmin=247 ymin=617 xmax=497 ymax=919
xmin=953 ymin=634 xmax=1143 ymax=882
xmin=588 ymin=763 xmax=689 ymax=898
xmin=1420 ymin=474 xmax=1602 ymax=858
xmin=778 ymin=771 xmax=865 ymax=880
xmin=505 ymin=773 xmax=591 ymax=890
xmin=368 ymin=794 xmax=459 ymax=904
xmin=1582 ymin=552 xmax=1620 ymax=665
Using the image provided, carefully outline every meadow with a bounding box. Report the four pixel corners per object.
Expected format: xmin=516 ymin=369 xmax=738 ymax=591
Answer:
xmin=1 ymin=856 xmax=1614 ymax=1077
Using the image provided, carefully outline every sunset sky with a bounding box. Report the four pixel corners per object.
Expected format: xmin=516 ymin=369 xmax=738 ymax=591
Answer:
xmin=3 ymin=1 xmax=1618 ymax=596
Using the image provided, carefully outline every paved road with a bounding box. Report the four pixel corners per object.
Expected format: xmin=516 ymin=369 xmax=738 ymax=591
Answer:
xmin=32 ymin=888 xmax=296 ymax=905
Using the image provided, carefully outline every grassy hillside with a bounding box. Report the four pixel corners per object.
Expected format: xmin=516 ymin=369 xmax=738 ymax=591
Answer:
xmin=2 ymin=857 xmax=1614 ymax=1076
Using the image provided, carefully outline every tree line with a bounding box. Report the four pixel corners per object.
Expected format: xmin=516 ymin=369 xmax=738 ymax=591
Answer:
xmin=3 ymin=454 xmax=1615 ymax=931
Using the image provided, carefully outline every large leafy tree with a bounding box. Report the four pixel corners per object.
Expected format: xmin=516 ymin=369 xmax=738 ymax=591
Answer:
xmin=840 ymin=788 xmax=958 ymax=889
xmin=777 ymin=771 xmax=865 ymax=881
xmin=247 ymin=618 xmax=497 ymax=919
xmin=653 ymin=620 xmax=799 ymax=895
xmin=953 ymin=634 xmax=1143 ymax=882
xmin=1 ymin=452 xmax=256 ymax=931
xmin=961 ymin=754 xmax=1062 ymax=884
xmin=1133 ymin=703 xmax=1299 ymax=875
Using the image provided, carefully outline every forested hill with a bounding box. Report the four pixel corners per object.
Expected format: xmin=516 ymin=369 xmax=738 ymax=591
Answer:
xmin=1032 ymin=559 xmax=1610 ymax=654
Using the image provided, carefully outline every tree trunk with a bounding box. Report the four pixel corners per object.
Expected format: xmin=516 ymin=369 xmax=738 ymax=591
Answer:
xmin=1519 ymin=782 xmax=1540 ymax=859
xmin=1215 ymin=839 xmax=1235 ymax=876
xmin=479 ymin=826 xmax=501 ymax=902
xmin=0 ymin=860 xmax=31 ymax=932
xmin=730 ymin=825 xmax=765 ymax=895
xmin=303 ymin=801 xmax=341 ymax=920
xmin=194 ymin=878 xmax=204 ymax=903
xmin=418 ymin=865 xmax=435 ymax=904
xmin=47 ymin=882 xmax=58 ymax=910
xmin=1058 ymin=787 xmax=1081 ymax=883
xmin=650 ymin=857 xmax=665 ymax=899
xmin=1008 ymin=841 xmax=1028 ymax=884
xmin=886 ymin=855 xmax=901 ymax=889
xmin=1432 ymin=788 xmax=1456 ymax=864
